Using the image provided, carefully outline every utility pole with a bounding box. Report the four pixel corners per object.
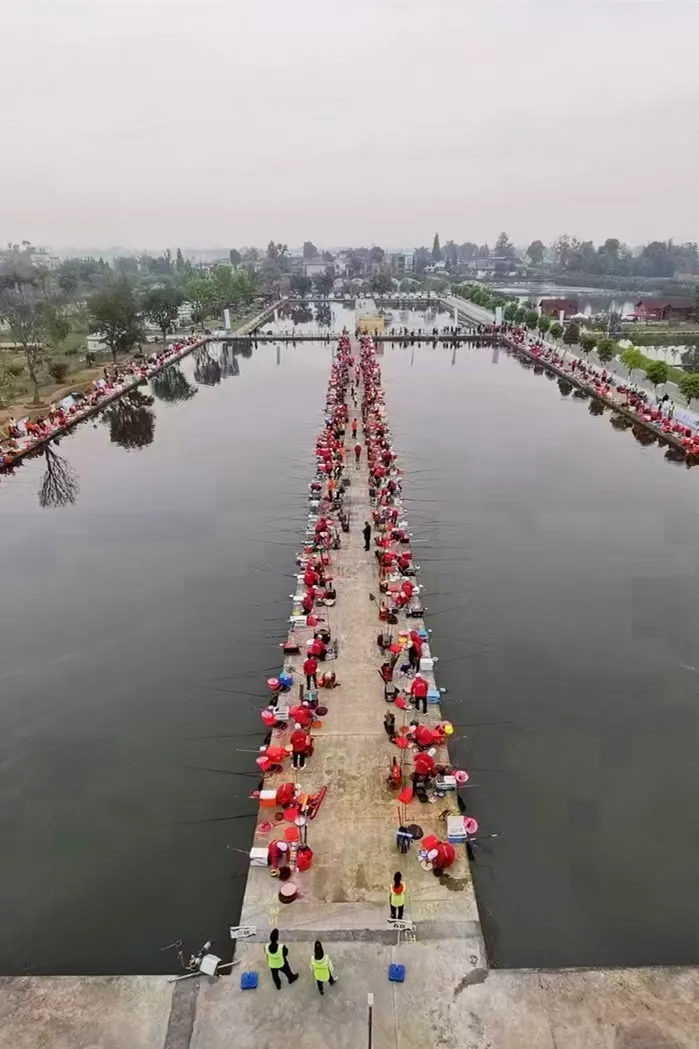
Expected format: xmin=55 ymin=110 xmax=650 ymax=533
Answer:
xmin=367 ymin=992 xmax=374 ymax=1049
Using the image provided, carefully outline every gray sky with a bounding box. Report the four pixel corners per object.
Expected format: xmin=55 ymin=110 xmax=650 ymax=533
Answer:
xmin=2 ymin=0 xmax=698 ymax=251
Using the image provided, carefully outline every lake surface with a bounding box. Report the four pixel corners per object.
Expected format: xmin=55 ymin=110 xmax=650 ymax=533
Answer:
xmin=0 ymin=340 xmax=331 ymax=974
xmin=381 ymin=341 xmax=699 ymax=968
xmin=4 ymin=319 xmax=699 ymax=974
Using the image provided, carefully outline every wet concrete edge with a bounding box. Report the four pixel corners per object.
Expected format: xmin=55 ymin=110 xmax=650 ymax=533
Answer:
xmin=163 ymin=980 xmax=200 ymax=1049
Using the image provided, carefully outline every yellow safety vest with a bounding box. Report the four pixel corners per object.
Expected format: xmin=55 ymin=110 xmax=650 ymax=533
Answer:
xmin=310 ymin=954 xmax=332 ymax=982
xmin=265 ymin=944 xmax=285 ymax=969
xmin=390 ymin=884 xmax=406 ymax=908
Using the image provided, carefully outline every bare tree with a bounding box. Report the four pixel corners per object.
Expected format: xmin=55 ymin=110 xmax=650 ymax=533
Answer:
xmin=0 ymin=263 xmax=52 ymax=403
xmin=39 ymin=444 xmax=79 ymax=508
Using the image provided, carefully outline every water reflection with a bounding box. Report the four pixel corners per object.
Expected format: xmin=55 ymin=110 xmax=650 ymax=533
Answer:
xmin=588 ymin=397 xmax=605 ymax=416
xmin=193 ymin=347 xmax=222 ymax=387
xmin=221 ymin=343 xmax=240 ymax=377
xmin=151 ymin=364 xmax=198 ymax=404
xmin=557 ymin=379 xmax=573 ymax=396
xmin=632 ymin=423 xmax=657 ymax=446
xmin=38 ymin=443 xmax=79 ymax=509
xmin=314 ymin=303 xmax=332 ymax=329
xmin=102 ymin=388 xmax=155 ymax=450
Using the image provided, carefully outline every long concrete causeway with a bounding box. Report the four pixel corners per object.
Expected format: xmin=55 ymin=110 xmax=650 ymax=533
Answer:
xmin=5 ymin=337 xmax=699 ymax=1049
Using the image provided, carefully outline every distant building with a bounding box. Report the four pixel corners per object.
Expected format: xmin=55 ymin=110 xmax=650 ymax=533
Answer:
xmin=632 ymin=297 xmax=694 ymax=322
xmin=86 ymin=334 xmax=109 ymax=354
xmin=539 ymin=297 xmax=580 ymax=319
xmin=472 ymin=255 xmax=525 ymax=279
xmin=423 ymin=261 xmax=447 ymax=275
xmin=388 ymin=251 xmax=416 ymax=277
xmin=304 ymin=258 xmax=330 ymax=278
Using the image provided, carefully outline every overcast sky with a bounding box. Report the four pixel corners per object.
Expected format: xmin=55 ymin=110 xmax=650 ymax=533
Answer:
xmin=2 ymin=0 xmax=698 ymax=251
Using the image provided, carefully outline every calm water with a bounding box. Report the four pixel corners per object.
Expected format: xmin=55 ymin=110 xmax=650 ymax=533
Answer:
xmin=382 ymin=342 xmax=699 ymax=968
xmin=5 ymin=325 xmax=699 ymax=974
xmin=0 ymin=341 xmax=331 ymax=974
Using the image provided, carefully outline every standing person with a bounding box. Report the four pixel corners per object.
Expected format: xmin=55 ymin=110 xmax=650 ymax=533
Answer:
xmin=265 ymin=929 xmax=298 ymax=988
xmin=303 ymin=653 xmax=318 ymax=691
xmin=362 ymin=520 xmax=372 ymax=551
xmin=389 ymin=872 xmax=406 ymax=920
xmin=354 ymin=442 xmax=362 ymax=467
xmin=410 ymin=673 xmax=428 ymax=715
xmin=351 ymin=417 xmax=358 ymax=439
xmin=291 ymin=723 xmax=309 ymax=770
xmin=310 ymin=940 xmax=337 ymax=996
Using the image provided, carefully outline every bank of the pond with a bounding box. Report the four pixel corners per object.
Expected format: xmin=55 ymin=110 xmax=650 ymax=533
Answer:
xmin=0 ymin=302 xmax=281 ymax=474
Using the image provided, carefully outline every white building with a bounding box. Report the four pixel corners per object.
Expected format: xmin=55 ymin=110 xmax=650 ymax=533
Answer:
xmin=303 ymin=259 xmax=330 ymax=278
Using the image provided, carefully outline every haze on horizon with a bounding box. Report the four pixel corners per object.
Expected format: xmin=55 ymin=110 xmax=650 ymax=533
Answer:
xmin=1 ymin=0 xmax=698 ymax=252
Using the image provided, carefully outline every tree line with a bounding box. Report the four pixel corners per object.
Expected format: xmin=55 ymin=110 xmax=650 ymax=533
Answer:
xmin=0 ymin=244 xmax=258 ymax=406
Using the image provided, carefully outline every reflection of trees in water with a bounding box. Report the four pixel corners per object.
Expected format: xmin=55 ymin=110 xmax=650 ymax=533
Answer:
xmin=103 ymin=388 xmax=155 ymax=450
xmin=39 ymin=443 xmax=79 ymax=508
xmin=588 ymin=398 xmax=605 ymax=416
xmin=151 ymin=365 xmax=197 ymax=403
xmin=610 ymin=413 xmax=632 ymax=430
xmin=632 ymin=424 xmax=657 ymax=447
xmin=220 ymin=343 xmax=240 ymax=377
xmin=314 ymin=304 xmax=332 ymax=328
xmin=557 ymin=380 xmax=572 ymax=396
xmin=193 ymin=347 xmax=222 ymax=387
xmin=291 ymin=305 xmax=314 ymax=326
xmin=237 ymin=338 xmax=253 ymax=359
xmin=572 ymin=388 xmax=588 ymax=399
xmin=278 ymin=303 xmax=315 ymax=326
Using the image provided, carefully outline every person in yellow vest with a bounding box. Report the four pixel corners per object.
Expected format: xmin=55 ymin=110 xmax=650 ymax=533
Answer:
xmin=264 ymin=928 xmax=299 ymax=989
xmin=310 ymin=939 xmax=337 ymax=996
xmin=389 ymin=871 xmax=406 ymax=920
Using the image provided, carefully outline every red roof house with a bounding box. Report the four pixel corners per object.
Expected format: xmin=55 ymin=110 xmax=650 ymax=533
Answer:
xmin=633 ymin=298 xmax=694 ymax=322
xmin=538 ymin=297 xmax=580 ymax=319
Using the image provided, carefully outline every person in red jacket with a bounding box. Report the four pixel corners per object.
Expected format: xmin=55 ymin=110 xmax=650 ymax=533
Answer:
xmin=413 ymin=722 xmax=437 ymax=750
xmin=408 ymin=633 xmax=422 ymax=671
xmin=428 ymin=841 xmax=456 ymax=875
xmin=410 ymin=674 xmax=429 ymax=715
xmin=303 ymin=655 xmax=318 ymax=691
xmin=289 ymin=702 xmax=313 ymax=728
xmin=354 ymin=442 xmax=362 ymax=465
xmin=268 ymin=839 xmax=290 ymax=871
xmin=291 ymin=724 xmax=310 ymax=769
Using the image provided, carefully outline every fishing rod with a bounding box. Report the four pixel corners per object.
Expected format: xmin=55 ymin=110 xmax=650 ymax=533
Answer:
xmin=178 ymin=813 xmax=257 ymax=826
xmin=181 ymin=764 xmax=260 ymax=778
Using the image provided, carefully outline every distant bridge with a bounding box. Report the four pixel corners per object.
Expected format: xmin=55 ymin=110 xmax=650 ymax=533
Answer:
xmin=226 ymin=332 xmax=496 ymax=344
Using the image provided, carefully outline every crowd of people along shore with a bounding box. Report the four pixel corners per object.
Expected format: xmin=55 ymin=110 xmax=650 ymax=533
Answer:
xmin=502 ymin=322 xmax=699 ymax=455
xmin=359 ymin=334 xmax=472 ymax=877
xmin=0 ymin=336 xmax=204 ymax=470
xmin=251 ymin=333 xmax=473 ymax=993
